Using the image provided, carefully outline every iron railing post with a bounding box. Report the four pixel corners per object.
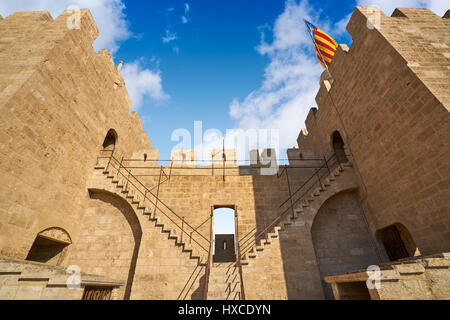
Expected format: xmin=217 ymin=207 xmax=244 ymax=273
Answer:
xmin=154 ymin=166 xmax=162 ymax=215
xmin=324 ymin=155 xmax=331 ymax=175
xmin=285 ymin=168 xmax=295 ymax=219
xmin=181 ymin=217 xmax=184 ymax=243
xmin=235 ymin=207 xmax=245 ymax=300
xmin=104 ymin=149 xmax=114 ymax=173
xmin=264 ymin=217 xmax=268 ymax=243
xmin=315 ymin=169 xmax=324 ymax=191
xmin=116 ymin=156 xmax=124 ymax=177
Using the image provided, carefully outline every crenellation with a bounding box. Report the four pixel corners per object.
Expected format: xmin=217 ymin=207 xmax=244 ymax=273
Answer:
xmin=0 ymin=5 xmax=449 ymax=301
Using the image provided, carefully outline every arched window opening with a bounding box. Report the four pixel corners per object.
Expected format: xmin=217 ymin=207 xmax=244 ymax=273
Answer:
xmin=102 ymin=129 xmax=117 ymax=150
xmin=25 ymin=227 xmax=72 ymax=266
xmin=332 ymin=131 xmax=348 ymax=163
xmin=213 ymin=207 xmax=236 ymax=263
xmin=376 ymin=223 xmax=420 ymax=261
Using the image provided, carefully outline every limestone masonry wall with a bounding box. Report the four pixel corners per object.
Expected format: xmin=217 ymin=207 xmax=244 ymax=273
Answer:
xmin=0 ymin=10 xmax=155 ymax=260
xmin=0 ymin=6 xmax=449 ymax=300
xmin=299 ymin=7 xmax=450 ymax=256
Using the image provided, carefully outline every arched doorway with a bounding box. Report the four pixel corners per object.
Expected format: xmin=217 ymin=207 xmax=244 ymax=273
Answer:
xmin=311 ymin=191 xmax=379 ymax=300
xmin=332 ymin=131 xmax=348 ymax=163
xmin=212 ymin=207 xmax=236 ymax=262
xmin=376 ymin=223 xmax=420 ymax=261
xmin=68 ymin=190 xmax=142 ymax=300
xmin=102 ymin=129 xmax=118 ymax=150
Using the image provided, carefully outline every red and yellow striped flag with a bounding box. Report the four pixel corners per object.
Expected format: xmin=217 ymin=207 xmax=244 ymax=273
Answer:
xmin=305 ymin=20 xmax=338 ymax=68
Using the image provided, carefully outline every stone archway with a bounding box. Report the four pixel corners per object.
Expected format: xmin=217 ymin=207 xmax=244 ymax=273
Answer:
xmin=102 ymin=129 xmax=118 ymax=150
xmin=332 ymin=131 xmax=348 ymax=163
xmin=310 ymin=190 xmax=379 ymax=300
xmin=25 ymin=227 xmax=72 ymax=266
xmin=68 ymin=189 xmax=142 ymax=300
xmin=376 ymin=223 xmax=420 ymax=261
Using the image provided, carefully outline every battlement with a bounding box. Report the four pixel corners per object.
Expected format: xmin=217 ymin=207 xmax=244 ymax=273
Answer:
xmin=0 ymin=9 xmax=99 ymax=43
xmin=0 ymin=9 xmax=127 ymax=108
xmin=300 ymin=5 xmax=450 ymax=144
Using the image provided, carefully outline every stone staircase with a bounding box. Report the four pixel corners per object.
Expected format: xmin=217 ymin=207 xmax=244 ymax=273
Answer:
xmin=239 ymin=162 xmax=354 ymax=266
xmin=207 ymin=263 xmax=241 ymax=300
xmin=92 ymin=160 xmax=208 ymax=267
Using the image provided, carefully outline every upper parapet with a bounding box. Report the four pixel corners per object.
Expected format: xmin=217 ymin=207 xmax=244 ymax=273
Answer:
xmin=0 ymin=9 xmax=99 ymax=44
xmin=316 ymin=6 xmax=450 ymax=110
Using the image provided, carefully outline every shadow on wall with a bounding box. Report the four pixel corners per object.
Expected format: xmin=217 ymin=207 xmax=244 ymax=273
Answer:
xmin=310 ymin=190 xmax=380 ymax=300
xmin=70 ymin=190 xmax=142 ymax=300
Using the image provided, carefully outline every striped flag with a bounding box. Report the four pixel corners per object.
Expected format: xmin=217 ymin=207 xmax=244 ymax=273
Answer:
xmin=304 ymin=20 xmax=338 ymax=69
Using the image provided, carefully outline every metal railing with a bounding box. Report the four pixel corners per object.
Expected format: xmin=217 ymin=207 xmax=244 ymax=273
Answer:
xmin=96 ymin=149 xmax=347 ymax=300
xmin=97 ymin=149 xmax=211 ymax=256
xmin=238 ymin=153 xmax=344 ymax=260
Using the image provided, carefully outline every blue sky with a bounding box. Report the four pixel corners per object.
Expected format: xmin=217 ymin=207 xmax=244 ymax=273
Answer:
xmin=115 ymin=0 xmax=355 ymax=161
xmin=0 ymin=0 xmax=447 ymax=161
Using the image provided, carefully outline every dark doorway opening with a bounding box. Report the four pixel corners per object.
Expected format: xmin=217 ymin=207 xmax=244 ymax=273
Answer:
xmin=377 ymin=223 xmax=419 ymax=261
xmin=102 ymin=129 xmax=117 ymax=150
xmin=332 ymin=131 xmax=348 ymax=163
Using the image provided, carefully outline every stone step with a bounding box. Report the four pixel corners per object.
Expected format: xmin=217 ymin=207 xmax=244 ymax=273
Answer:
xmin=209 ymin=280 xmax=240 ymax=286
xmin=155 ymin=217 xmax=165 ymax=227
xmin=343 ymin=162 xmax=353 ymax=167
xmin=102 ymin=167 xmax=206 ymax=266
xmin=131 ymin=195 xmax=141 ymax=204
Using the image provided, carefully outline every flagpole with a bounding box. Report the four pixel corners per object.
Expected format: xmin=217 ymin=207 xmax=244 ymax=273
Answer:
xmin=304 ymin=19 xmax=331 ymax=75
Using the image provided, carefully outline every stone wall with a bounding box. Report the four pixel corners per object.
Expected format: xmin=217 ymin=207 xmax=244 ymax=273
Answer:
xmin=0 ymin=258 xmax=123 ymax=300
xmin=311 ymin=190 xmax=380 ymax=299
xmin=299 ymin=7 xmax=450 ymax=256
xmin=66 ymin=190 xmax=142 ymax=300
xmin=0 ymin=6 xmax=448 ymax=300
xmin=0 ymin=10 xmax=156 ymax=261
xmin=325 ymin=252 xmax=450 ymax=300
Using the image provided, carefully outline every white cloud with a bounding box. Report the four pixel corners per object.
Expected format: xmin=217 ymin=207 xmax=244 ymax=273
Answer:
xmin=228 ymin=0 xmax=449 ymax=159
xmin=0 ymin=0 xmax=131 ymax=54
xmin=228 ymin=0 xmax=324 ymax=156
xmin=121 ymin=61 xmax=169 ymax=110
xmin=356 ymin=0 xmax=448 ymax=16
xmin=334 ymin=13 xmax=352 ymax=35
xmin=181 ymin=3 xmax=190 ymax=24
xmin=162 ymin=29 xmax=177 ymax=43
xmin=0 ymin=0 xmax=170 ymax=111
xmin=164 ymin=7 xmax=175 ymax=18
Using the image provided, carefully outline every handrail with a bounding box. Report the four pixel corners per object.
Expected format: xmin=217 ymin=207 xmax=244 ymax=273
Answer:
xmin=238 ymin=153 xmax=344 ymax=259
xmin=100 ymin=151 xmax=211 ymax=255
xmin=112 ymin=156 xmax=209 ymax=243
